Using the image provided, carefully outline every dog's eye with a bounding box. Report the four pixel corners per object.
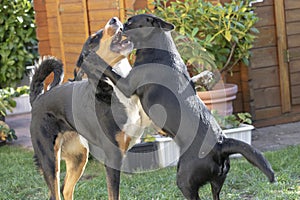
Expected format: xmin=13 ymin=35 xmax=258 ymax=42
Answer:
xmin=126 ymin=20 xmax=132 ymax=26
xmin=109 ymin=17 xmax=117 ymax=25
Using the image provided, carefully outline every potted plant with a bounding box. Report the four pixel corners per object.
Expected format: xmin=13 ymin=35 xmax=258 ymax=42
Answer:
xmin=136 ymin=0 xmax=259 ymax=115
xmin=122 ymin=129 xmax=180 ymax=172
xmin=0 ymin=120 xmax=17 ymax=145
xmin=0 ymin=88 xmax=17 ymax=121
xmin=212 ymin=110 xmax=254 ymax=157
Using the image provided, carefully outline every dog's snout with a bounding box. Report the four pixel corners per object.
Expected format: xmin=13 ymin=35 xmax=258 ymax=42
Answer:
xmin=109 ymin=17 xmax=117 ymax=25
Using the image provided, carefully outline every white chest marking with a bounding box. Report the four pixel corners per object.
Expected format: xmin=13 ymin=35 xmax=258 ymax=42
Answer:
xmin=106 ymin=59 xmax=153 ymax=149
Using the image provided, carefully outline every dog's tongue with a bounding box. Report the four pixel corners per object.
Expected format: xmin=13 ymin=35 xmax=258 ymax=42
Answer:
xmin=112 ymin=31 xmax=122 ymax=44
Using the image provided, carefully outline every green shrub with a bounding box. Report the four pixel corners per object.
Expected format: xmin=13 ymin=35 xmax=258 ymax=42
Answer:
xmin=135 ymin=0 xmax=259 ymax=89
xmin=0 ymin=0 xmax=38 ymax=88
xmin=0 ymin=88 xmax=16 ymax=117
xmin=0 ymin=85 xmax=29 ymax=116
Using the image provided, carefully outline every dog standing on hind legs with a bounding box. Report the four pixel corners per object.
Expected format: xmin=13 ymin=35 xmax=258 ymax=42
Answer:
xmin=30 ymin=17 xmax=136 ymax=200
xmin=82 ymin=14 xmax=275 ymax=200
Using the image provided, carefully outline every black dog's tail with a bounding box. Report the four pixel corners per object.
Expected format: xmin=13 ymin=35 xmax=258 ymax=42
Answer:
xmin=30 ymin=56 xmax=64 ymax=105
xmin=221 ymin=138 xmax=275 ymax=183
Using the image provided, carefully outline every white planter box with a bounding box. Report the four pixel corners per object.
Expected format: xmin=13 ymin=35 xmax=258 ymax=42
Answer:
xmin=155 ymin=137 xmax=179 ymax=168
xmin=122 ymin=137 xmax=180 ymax=172
xmin=222 ymin=123 xmax=254 ymax=157
xmin=7 ymin=95 xmax=31 ymax=115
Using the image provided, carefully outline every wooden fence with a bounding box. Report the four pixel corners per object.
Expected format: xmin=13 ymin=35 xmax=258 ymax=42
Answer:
xmin=33 ymin=0 xmax=300 ymax=127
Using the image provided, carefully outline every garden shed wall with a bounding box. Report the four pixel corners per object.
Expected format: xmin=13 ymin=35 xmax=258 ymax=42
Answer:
xmin=33 ymin=0 xmax=300 ymax=127
xmin=241 ymin=0 xmax=300 ymax=127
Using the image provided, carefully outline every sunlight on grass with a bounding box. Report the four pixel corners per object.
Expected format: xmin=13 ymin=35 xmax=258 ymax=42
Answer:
xmin=0 ymin=145 xmax=299 ymax=199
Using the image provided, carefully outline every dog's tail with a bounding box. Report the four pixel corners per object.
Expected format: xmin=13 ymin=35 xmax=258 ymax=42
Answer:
xmin=30 ymin=56 xmax=64 ymax=105
xmin=221 ymin=137 xmax=275 ymax=183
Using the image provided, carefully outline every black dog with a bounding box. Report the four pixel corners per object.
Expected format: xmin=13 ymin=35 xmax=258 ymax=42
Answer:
xmin=30 ymin=17 xmax=139 ymax=200
xmin=82 ymin=14 xmax=275 ymax=200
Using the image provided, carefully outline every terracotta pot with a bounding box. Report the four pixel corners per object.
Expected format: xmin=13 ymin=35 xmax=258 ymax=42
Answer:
xmin=197 ymin=83 xmax=238 ymax=116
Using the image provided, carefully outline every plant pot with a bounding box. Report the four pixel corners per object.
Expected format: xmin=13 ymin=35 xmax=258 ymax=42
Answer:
xmin=122 ymin=142 xmax=159 ymax=173
xmin=122 ymin=137 xmax=180 ymax=172
xmin=155 ymin=137 xmax=180 ymax=168
xmin=223 ymin=123 xmax=254 ymax=157
xmin=197 ymin=83 xmax=238 ymax=116
xmin=6 ymin=95 xmax=31 ymax=115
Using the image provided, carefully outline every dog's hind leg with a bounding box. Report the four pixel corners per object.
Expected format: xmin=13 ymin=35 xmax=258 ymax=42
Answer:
xmin=31 ymin=119 xmax=62 ymax=200
xmin=105 ymin=165 xmax=121 ymax=200
xmin=104 ymin=148 xmax=123 ymax=200
xmin=210 ymin=176 xmax=226 ymax=200
xmin=61 ymin=132 xmax=89 ymax=200
xmin=210 ymin=158 xmax=229 ymax=200
xmin=42 ymin=132 xmax=63 ymax=200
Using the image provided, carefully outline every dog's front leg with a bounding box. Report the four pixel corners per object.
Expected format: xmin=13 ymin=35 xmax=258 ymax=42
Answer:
xmin=82 ymin=52 xmax=136 ymax=98
xmin=105 ymin=165 xmax=121 ymax=200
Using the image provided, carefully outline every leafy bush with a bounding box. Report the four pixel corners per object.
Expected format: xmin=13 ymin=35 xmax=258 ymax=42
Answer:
xmin=135 ymin=0 xmax=259 ymax=89
xmin=0 ymin=86 xmax=29 ymax=117
xmin=0 ymin=0 xmax=37 ymax=88
xmin=0 ymin=88 xmax=16 ymax=117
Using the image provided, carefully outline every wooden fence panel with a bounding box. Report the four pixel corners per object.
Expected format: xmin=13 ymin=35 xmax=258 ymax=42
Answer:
xmin=248 ymin=0 xmax=284 ymax=125
xmin=285 ymin=0 xmax=300 ymax=9
xmin=286 ymin=1 xmax=300 ymax=107
xmin=34 ymin=1 xmax=51 ymax=56
xmin=251 ymin=47 xmax=278 ymax=68
xmin=254 ymin=87 xmax=281 ymax=109
xmin=33 ymin=0 xmax=300 ymax=127
xmin=251 ymin=67 xmax=279 ymax=89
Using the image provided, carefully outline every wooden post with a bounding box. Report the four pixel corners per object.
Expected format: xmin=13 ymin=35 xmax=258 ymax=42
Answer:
xmin=119 ymin=0 xmax=126 ymax=22
xmin=274 ymin=0 xmax=291 ymax=113
xmin=82 ymin=0 xmax=90 ymax=37
xmin=55 ymin=0 xmax=66 ymax=76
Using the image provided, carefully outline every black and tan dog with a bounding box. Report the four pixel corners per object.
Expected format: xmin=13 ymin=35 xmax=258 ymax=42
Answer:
xmin=29 ymin=17 xmax=146 ymax=200
xmin=82 ymin=14 xmax=275 ymax=200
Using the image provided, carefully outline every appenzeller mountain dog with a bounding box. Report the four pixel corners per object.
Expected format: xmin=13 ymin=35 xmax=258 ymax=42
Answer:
xmin=30 ymin=17 xmax=145 ymax=200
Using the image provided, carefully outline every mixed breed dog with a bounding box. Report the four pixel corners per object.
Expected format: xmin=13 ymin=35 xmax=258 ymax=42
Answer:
xmin=29 ymin=14 xmax=275 ymax=200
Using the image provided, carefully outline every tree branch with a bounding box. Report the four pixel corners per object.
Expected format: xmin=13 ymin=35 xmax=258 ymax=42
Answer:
xmin=220 ymin=42 xmax=237 ymax=74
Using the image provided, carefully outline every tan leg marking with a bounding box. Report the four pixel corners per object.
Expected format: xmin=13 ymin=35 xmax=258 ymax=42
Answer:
xmin=53 ymin=134 xmax=63 ymax=200
xmin=115 ymin=131 xmax=131 ymax=155
xmin=60 ymin=131 xmax=89 ymax=200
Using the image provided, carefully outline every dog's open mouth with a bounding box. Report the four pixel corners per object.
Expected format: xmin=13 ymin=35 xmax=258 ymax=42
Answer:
xmin=110 ymin=31 xmax=133 ymax=55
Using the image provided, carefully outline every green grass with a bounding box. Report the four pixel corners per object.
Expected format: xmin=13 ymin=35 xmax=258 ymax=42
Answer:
xmin=0 ymin=145 xmax=299 ymax=200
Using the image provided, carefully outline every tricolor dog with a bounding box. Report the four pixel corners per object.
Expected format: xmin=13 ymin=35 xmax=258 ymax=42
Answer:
xmin=29 ymin=17 xmax=149 ymax=200
xmin=82 ymin=14 xmax=275 ymax=200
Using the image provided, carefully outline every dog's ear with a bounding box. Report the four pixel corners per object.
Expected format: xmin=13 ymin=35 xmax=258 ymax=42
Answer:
xmin=76 ymin=36 xmax=92 ymax=67
xmin=148 ymin=16 xmax=175 ymax=31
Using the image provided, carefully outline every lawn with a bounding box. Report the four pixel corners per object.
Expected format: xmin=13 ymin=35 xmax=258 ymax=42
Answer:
xmin=0 ymin=145 xmax=299 ymax=200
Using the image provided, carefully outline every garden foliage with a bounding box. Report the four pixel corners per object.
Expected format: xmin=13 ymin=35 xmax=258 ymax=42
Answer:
xmin=0 ymin=0 xmax=37 ymax=88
